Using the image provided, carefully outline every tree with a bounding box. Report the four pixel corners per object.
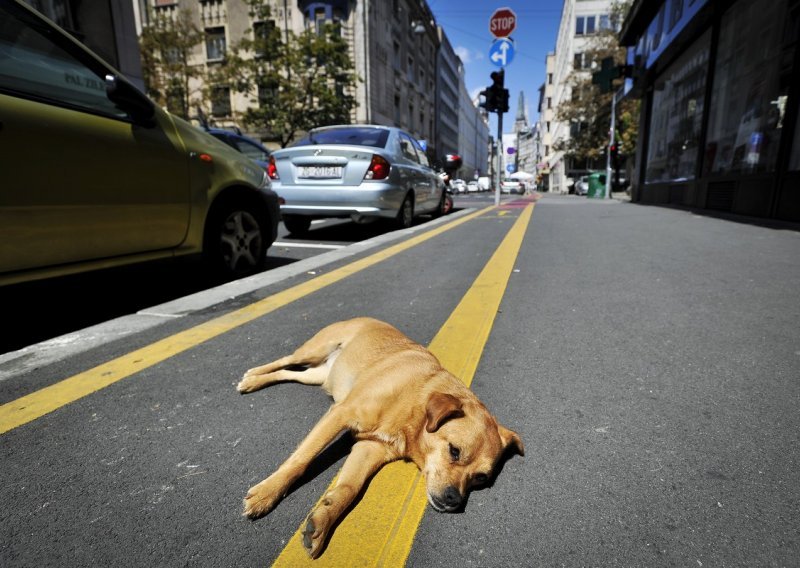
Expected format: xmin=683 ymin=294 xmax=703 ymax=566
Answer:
xmin=212 ymin=0 xmax=358 ymax=147
xmin=138 ymin=8 xmax=206 ymax=120
xmin=554 ymin=1 xmax=639 ymax=165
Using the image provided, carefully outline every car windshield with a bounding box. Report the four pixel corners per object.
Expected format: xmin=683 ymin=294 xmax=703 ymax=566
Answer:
xmin=291 ymin=127 xmax=390 ymax=148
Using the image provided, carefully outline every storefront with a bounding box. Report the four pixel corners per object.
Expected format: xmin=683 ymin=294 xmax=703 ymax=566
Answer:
xmin=620 ymin=0 xmax=800 ymax=221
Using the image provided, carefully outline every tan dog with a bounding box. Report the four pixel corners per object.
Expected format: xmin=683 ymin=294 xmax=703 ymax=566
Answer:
xmin=237 ymin=317 xmax=523 ymax=558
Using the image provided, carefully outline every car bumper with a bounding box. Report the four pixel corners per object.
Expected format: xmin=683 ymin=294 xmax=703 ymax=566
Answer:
xmin=275 ymin=184 xmax=407 ymax=219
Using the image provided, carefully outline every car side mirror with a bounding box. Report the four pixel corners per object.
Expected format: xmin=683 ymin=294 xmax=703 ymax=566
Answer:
xmin=105 ymin=74 xmax=155 ymax=126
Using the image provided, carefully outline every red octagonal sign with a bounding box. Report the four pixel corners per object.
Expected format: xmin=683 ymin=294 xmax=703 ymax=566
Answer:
xmin=489 ymin=7 xmax=517 ymax=38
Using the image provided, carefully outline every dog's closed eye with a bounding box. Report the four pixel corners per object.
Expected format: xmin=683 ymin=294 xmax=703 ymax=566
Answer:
xmin=448 ymin=443 xmax=461 ymax=461
xmin=472 ymin=473 xmax=489 ymax=487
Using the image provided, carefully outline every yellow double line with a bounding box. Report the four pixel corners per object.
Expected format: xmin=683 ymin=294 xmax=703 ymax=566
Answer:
xmin=0 ymin=201 xmax=534 ymax=566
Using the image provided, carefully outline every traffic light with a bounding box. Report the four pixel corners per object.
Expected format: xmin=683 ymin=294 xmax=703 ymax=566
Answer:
xmin=479 ymin=70 xmax=510 ymax=114
xmin=479 ymin=87 xmax=497 ymax=113
xmin=610 ymin=144 xmax=619 ymax=167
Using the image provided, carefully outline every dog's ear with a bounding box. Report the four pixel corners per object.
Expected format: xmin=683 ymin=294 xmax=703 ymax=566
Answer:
xmin=498 ymin=424 xmax=525 ymax=456
xmin=425 ymin=392 xmax=464 ymax=433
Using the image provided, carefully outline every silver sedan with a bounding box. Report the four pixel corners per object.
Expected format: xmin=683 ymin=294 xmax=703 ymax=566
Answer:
xmin=269 ymin=125 xmax=446 ymax=234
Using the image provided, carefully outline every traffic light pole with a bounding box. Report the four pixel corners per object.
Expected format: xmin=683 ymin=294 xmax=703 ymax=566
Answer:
xmin=495 ymin=111 xmax=503 ymax=206
xmin=605 ymin=86 xmax=623 ymax=200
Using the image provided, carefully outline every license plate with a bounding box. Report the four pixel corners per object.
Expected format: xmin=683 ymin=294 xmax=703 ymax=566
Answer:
xmin=298 ymin=166 xmax=343 ymax=179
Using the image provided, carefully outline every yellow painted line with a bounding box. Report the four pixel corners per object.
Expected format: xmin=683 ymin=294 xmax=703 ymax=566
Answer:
xmin=272 ymin=203 xmax=534 ymax=567
xmin=0 ymin=208 xmax=492 ymax=436
xmin=498 ymin=210 xmax=509 ymax=216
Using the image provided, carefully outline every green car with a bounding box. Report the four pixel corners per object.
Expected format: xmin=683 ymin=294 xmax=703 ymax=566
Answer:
xmin=0 ymin=0 xmax=280 ymax=286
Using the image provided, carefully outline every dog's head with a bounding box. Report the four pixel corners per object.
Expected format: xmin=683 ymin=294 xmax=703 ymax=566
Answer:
xmin=420 ymin=392 xmax=524 ymax=512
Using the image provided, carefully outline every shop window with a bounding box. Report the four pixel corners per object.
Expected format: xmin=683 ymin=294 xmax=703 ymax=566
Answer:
xmin=704 ymin=0 xmax=791 ymax=175
xmin=644 ymin=29 xmax=710 ymax=184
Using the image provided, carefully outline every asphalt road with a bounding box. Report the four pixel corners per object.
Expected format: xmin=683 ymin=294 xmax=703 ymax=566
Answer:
xmin=2 ymin=194 xmax=798 ymax=567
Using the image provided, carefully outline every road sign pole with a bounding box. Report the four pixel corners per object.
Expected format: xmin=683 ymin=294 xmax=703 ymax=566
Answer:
xmin=495 ymin=110 xmax=503 ymax=207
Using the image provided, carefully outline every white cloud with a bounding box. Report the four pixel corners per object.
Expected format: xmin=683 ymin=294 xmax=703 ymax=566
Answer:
xmin=454 ymin=46 xmax=471 ymax=64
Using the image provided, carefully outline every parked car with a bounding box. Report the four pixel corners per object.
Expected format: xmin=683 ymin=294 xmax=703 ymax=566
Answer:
xmin=205 ymin=127 xmax=271 ymax=170
xmin=501 ymin=178 xmax=522 ymax=194
xmin=0 ymin=0 xmax=281 ymax=286
xmin=467 ymin=181 xmax=479 ymax=193
xmin=575 ymin=176 xmax=590 ymax=196
xmin=269 ymin=125 xmax=446 ymax=234
xmin=451 ymin=179 xmax=467 ymax=193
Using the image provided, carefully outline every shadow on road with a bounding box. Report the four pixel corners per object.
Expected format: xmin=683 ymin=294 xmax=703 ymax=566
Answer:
xmin=0 ymin=255 xmax=298 ymax=355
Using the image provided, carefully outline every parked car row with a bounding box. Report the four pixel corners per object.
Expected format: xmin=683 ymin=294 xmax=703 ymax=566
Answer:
xmin=0 ymin=0 xmax=447 ymax=286
xmin=449 ymin=178 xmax=493 ymax=193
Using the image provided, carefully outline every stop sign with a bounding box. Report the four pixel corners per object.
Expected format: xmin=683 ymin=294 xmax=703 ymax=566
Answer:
xmin=489 ymin=7 xmax=517 ymax=38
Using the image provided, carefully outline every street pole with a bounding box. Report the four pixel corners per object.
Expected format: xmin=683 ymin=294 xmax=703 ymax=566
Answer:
xmin=605 ymin=90 xmax=616 ymax=199
xmin=495 ymin=111 xmax=503 ymax=206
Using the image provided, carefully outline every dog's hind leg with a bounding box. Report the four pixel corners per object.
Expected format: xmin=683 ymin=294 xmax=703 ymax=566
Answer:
xmin=243 ymin=403 xmax=352 ymax=519
xmin=302 ymin=440 xmax=392 ymax=558
xmin=238 ymin=330 xmax=345 ymax=393
xmin=236 ymin=364 xmax=328 ymax=393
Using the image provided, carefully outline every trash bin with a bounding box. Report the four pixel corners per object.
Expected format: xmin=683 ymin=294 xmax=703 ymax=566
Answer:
xmin=587 ymin=172 xmax=607 ymax=199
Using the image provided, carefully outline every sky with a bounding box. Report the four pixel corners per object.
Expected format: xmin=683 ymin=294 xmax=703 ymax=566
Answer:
xmin=426 ymin=0 xmax=565 ymax=136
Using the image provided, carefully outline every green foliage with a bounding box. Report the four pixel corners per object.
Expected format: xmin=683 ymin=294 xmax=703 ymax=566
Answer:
xmin=212 ymin=0 xmax=358 ymax=147
xmin=138 ymin=8 xmax=206 ymax=119
xmin=554 ymin=0 xmax=639 ymax=162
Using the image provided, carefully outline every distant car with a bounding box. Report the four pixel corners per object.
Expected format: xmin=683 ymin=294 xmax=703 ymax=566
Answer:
xmin=206 ymin=128 xmax=271 ymax=170
xmin=467 ymin=181 xmax=479 ymax=192
xmin=451 ymin=179 xmax=467 ymax=193
xmin=0 ymin=0 xmax=280 ymax=286
xmin=501 ymin=178 xmax=522 ymax=194
xmin=575 ymin=176 xmax=589 ymax=196
xmin=269 ymin=125 xmax=447 ymax=234
xmin=478 ymin=176 xmax=491 ymax=191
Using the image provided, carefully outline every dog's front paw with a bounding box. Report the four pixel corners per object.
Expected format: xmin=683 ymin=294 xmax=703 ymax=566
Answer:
xmin=302 ymin=513 xmax=329 ymax=559
xmin=236 ymin=375 xmax=259 ymax=394
xmin=242 ymin=480 xmax=283 ymax=519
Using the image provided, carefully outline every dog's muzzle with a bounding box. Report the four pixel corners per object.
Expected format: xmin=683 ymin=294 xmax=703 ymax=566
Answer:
xmin=429 ymin=486 xmax=463 ymax=512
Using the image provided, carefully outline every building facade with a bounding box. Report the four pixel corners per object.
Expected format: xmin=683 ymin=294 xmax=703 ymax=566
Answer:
xmin=540 ymin=0 xmax=616 ymax=194
xmin=620 ymin=0 xmax=800 ymax=222
xmin=134 ymin=0 xmax=486 ymax=164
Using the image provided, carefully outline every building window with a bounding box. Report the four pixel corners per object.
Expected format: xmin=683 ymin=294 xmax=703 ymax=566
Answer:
xmin=576 ymin=16 xmax=585 ymax=35
xmin=253 ymin=21 xmax=276 ymax=57
xmin=206 ymin=27 xmax=226 ymax=61
xmin=548 ymin=73 xmax=553 ymax=84
xmin=599 ymin=14 xmax=610 ymax=31
xmin=211 ymin=86 xmax=231 ymax=117
xmin=585 ymin=15 xmax=596 ymax=34
xmin=547 ymin=97 xmax=552 ymax=109
xmin=704 ymin=0 xmax=790 ymax=176
xmin=644 ymin=29 xmax=711 ymax=184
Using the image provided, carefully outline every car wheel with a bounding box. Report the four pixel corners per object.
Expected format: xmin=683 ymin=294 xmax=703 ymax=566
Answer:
xmin=204 ymin=199 xmax=268 ymax=278
xmin=282 ymin=214 xmax=312 ymax=235
xmin=395 ymin=194 xmax=414 ymax=229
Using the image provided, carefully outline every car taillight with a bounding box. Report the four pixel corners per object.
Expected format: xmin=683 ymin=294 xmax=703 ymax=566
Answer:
xmin=267 ymin=155 xmax=279 ymax=179
xmin=364 ymin=154 xmax=390 ymax=180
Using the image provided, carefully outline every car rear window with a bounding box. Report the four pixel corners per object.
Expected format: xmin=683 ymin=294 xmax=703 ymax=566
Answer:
xmin=291 ymin=128 xmax=390 ymax=148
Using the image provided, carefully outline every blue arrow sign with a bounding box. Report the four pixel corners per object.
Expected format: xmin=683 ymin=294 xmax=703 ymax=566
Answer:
xmin=489 ymin=38 xmax=515 ymax=68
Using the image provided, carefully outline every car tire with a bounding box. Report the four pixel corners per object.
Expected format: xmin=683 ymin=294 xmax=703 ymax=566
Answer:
xmin=282 ymin=214 xmax=312 ymax=235
xmin=395 ymin=194 xmax=414 ymax=229
xmin=204 ymin=197 xmax=268 ymax=278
